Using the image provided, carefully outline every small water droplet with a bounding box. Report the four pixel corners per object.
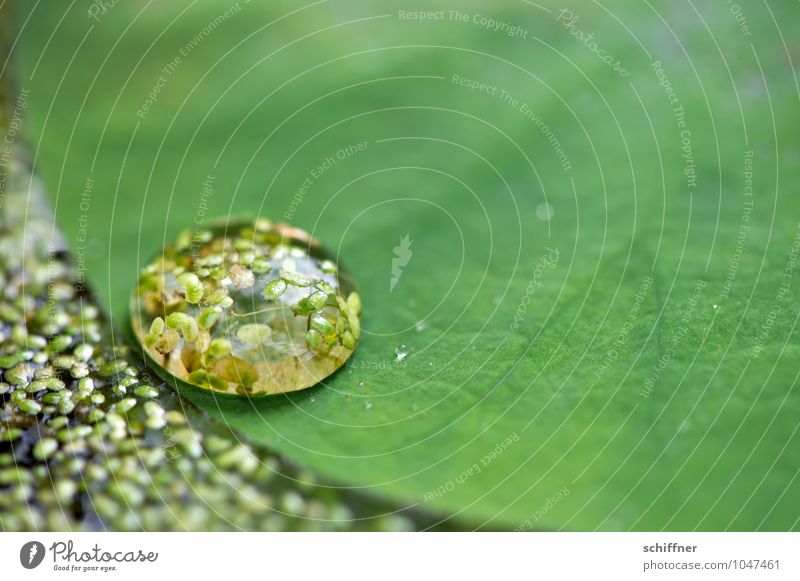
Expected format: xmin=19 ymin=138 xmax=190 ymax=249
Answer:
xmin=395 ymin=344 xmax=408 ymax=362
xmin=308 ymin=395 xmax=315 ymax=403
xmin=365 ymin=400 xmax=373 ymax=410
xmin=357 ymin=381 xmax=365 ymax=388
xmin=415 ymin=320 xmax=429 ymax=332
xmin=536 ymin=202 xmax=554 ymax=221
xmin=712 ymin=304 xmax=719 ymax=310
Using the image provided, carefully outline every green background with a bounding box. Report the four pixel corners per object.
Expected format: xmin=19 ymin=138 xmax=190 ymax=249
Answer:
xmin=17 ymin=0 xmax=800 ymax=529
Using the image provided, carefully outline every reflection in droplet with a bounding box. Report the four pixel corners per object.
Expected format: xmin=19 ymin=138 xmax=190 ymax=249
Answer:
xmin=130 ymin=218 xmax=361 ymax=396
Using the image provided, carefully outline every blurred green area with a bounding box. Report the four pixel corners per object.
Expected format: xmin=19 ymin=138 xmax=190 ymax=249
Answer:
xmin=16 ymin=0 xmax=800 ymax=529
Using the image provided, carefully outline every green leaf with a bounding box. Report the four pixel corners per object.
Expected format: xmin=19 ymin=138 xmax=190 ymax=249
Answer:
xmin=25 ymin=0 xmax=800 ymax=529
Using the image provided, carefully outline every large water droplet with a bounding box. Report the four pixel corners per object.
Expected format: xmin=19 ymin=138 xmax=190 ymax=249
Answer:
xmin=395 ymin=344 xmax=408 ymax=362
xmin=130 ymin=218 xmax=361 ymax=396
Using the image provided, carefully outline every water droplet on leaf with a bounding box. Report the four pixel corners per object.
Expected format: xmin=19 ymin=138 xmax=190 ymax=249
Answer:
xmin=130 ymin=218 xmax=361 ymax=396
xmin=536 ymin=202 xmax=554 ymax=221
xmin=395 ymin=344 xmax=408 ymax=362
